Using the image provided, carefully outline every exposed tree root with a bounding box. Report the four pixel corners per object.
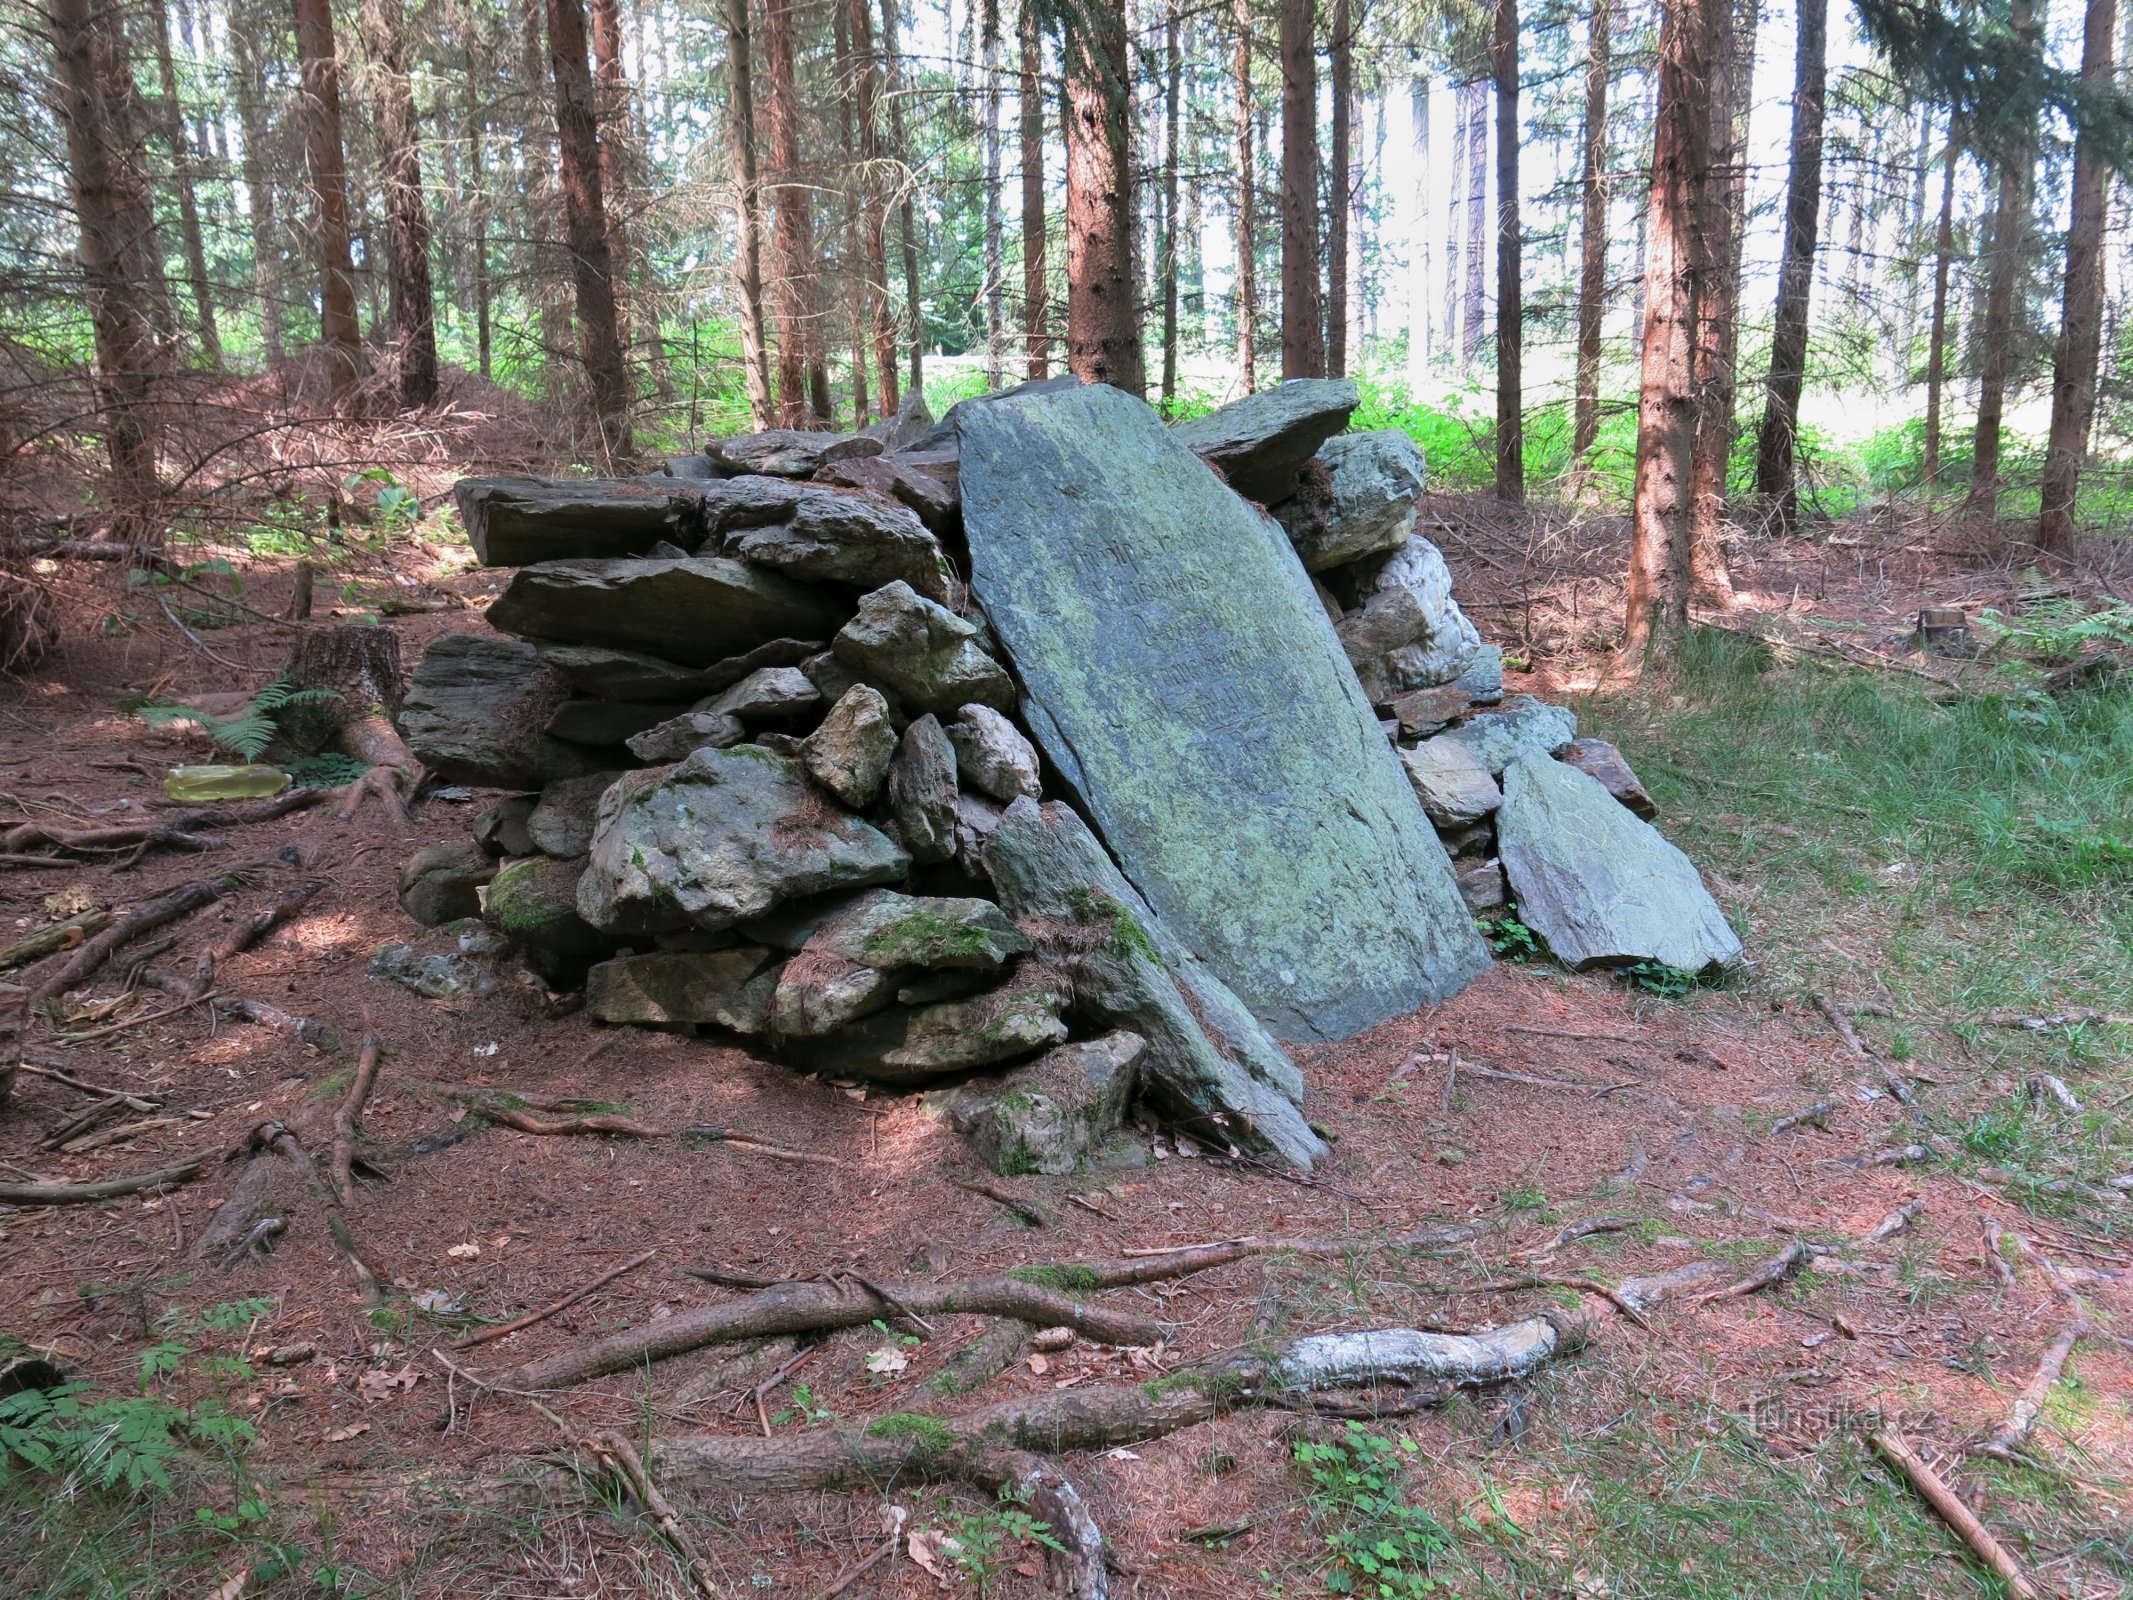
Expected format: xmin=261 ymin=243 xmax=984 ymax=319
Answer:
xmin=0 ymin=909 xmax=112 ymax=970
xmin=646 ymin=1312 xmax=1594 ymax=1600
xmin=0 ymin=789 xmax=325 ymax=864
xmin=1868 ymin=1428 xmax=2042 ymax=1599
xmin=178 ymin=881 xmax=325 ymax=1002
xmin=192 ymin=1120 xmax=383 ymax=1299
xmin=0 ymin=1156 xmax=206 ymax=1206
xmin=20 ymin=878 xmax=229 ymax=1014
xmin=453 ymin=1248 xmax=661 ymax=1351
xmin=328 ymin=1031 xmax=384 ymax=1204
xmin=1809 ymin=992 xmax=1921 ymax=1111
xmin=477 ymin=1102 xmax=663 ymax=1139
xmin=579 ymin=1431 xmax=721 ymax=1599
xmin=501 ymin=1243 xmax=1256 ymax=1391
xmin=950 ymin=1174 xmax=1054 ymax=1226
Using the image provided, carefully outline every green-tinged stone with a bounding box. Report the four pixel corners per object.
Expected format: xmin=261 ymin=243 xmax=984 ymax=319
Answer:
xmin=485 ymin=556 xmax=846 ymax=666
xmin=958 ymin=382 xmax=1486 ymax=1041
xmin=484 ymin=856 xmax=613 ymax=961
xmin=577 ymin=746 xmax=908 ymax=935
xmin=1496 ymin=756 xmax=1743 ymax=973
xmin=801 ymin=888 xmax=1031 ymax=971
xmin=936 ymin=1030 xmax=1145 ymax=1176
xmin=585 ymin=947 xmax=780 ymax=1031
xmin=399 ymin=634 xmax=607 ymax=790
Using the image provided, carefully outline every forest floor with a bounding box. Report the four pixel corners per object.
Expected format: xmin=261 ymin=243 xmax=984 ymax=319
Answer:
xmin=0 ymin=458 xmax=2129 ymax=1598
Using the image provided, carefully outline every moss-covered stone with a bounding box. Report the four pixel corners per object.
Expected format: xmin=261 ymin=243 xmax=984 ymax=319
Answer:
xmin=940 ymin=1031 xmax=1145 ymax=1176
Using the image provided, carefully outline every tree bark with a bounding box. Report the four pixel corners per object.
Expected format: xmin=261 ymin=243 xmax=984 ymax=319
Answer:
xmin=1921 ymin=116 xmax=1959 ymax=488
xmin=881 ymin=0 xmax=921 ymax=397
xmin=2036 ymin=0 xmax=2117 ymax=558
xmin=1278 ymin=0 xmax=1324 ymax=377
xmin=548 ymin=0 xmax=632 ymax=457
xmin=1688 ymin=0 xmax=1758 ymax=604
xmin=1492 ymin=0 xmax=1522 ymax=500
xmin=1750 ymin=0 xmax=1826 ymax=532
xmin=50 ymin=0 xmax=166 ymax=546
xmin=759 ymin=0 xmax=815 ymax=425
xmin=1405 ymin=73 xmax=1431 ymax=387
xmin=724 ymin=0 xmax=775 ymax=428
xmin=1021 ymin=0 xmax=1049 ymax=379
xmin=1160 ymin=0 xmax=1182 ymax=399
xmin=1622 ymin=0 xmax=1714 ymax=669
xmin=461 ymin=36 xmax=491 ymax=380
xmin=1326 ymin=0 xmax=1351 ymax=378
xmin=229 ymin=10 xmax=282 ymax=366
xmin=292 ymin=0 xmax=366 ymax=404
xmin=982 ymin=0 xmax=1006 ymax=387
xmin=1232 ymin=0 xmax=1256 ymax=392
xmin=853 ymin=0 xmax=898 ymax=408
xmin=148 ymin=0 xmax=220 ymax=369
xmin=357 ymin=0 xmax=439 ymax=408
xmin=591 ymin=0 xmax=658 ymax=395
xmin=1570 ymin=0 xmax=1611 ymax=475
xmin=1461 ymin=77 xmax=1487 ymax=363
xmin=833 ymin=0 xmax=869 ymax=426
xmin=1968 ymin=0 xmax=2039 ymax=521
xmin=1062 ymin=0 xmax=1144 ymax=393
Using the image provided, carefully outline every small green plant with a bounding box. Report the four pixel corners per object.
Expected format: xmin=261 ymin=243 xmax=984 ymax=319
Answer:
xmin=344 ymin=468 xmax=423 ymax=532
xmin=1479 ymin=911 xmax=1542 ymax=961
xmin=1619 ymin=960 xmax=1699 ymax=999
xmin=773 ymin=1382 xmax=835 ymax=1428
xmin=132 ymin=675 xmax=340 ymax=762
xmin=939 ymin=1484 xmax=1064 ymax=1594
xmin=1295 ymin=1423 xmax=1449 ymax=1596
xmin=1973 ymin=592 xmax=2133 ymax=665
xmin=0 ymin=1299 xmax=269 ymax=1494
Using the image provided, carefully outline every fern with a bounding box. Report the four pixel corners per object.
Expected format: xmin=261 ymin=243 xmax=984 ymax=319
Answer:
xmin=134 ymin=676 xmax=341 ymax=761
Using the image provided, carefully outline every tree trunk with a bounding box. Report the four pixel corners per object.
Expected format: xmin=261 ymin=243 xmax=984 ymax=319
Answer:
xmin=1405 ymin=72 xmax=1431 ymax=389
xmin=521 ymin=5 xmax=569 ymax=410
xmin=460 ymin=36 xmax=491 ymax=381
xmin=1159 ymin=1 xmax=1182 ymax=399
xmin=833 ymin=0 xmax=868 ymax=427
xmin=1232 ymin=0 xmax=1256 ymax=392
xmin=591 ymin=0 xmax=658 ymax=394
xmin=1492 ymin=0 xmax=1522 ymax=501
xmin=724 ymin=0 xmax=775 ymax=428
xmin=1062 ymin=0 xmax=1144 ymax=393
xmin=1622 ymin=0 xmax=1714 ymax=669
xmin=1021 ymin=0 xmax=1048 ymax=379
xmin=1326 ymin=0 xmax=1351 ymax=378
xmin=2036 ymin=0 xmax=2116 ymax=558
xmin=854 ymin=0 xmax=898 ymax=408
xmin=761 ymin=0 xmax=814 ymax=426
xmin=1278 ymin=0 xmax=1323 ymax=378
xmin=292 ymin=0 xmax=366 ymax=404
xmin=357 ymin=0 xmax=438 ymax=408
xmin=547 ymin=0 xmax=633 ymax=457
xmin=1750 ymin=0 xmax=1826 ymax=532
xmin=982 ymin=0 xmax=1006 ymax=387
xmin=1688 ymin=0 xmax=1758 ymax=605
xmin=49 ymin=0 xmax=165 ymax=545
xmin=1445 ymin=77 xmax=1464 ymax=357
xmin=229 ymin=11 xmax=282 ymax=367
xmin=149 ymin=0 xmax=220 ymax=368
xmin=1570 ymin=0 xmax=1611 ymax=476
xmin=1921 ymin=116 xmax=1959 ymax=488
xmin=881 ymin=0 xmax=922 ymax=397
xmin=1968 ymin=0 xmax=2038 ymax=524
xmin=1461 ymin=78 xmax=1487 ymax=364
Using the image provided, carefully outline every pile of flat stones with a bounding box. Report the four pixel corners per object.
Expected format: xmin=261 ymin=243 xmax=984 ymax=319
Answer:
xmin=390 ymin=376 xmax=1739 ymax=1176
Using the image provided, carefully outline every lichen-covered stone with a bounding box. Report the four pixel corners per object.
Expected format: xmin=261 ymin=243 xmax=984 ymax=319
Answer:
xmin=1273 ymin=430 xmax=1426 ymax=572
xmin=485 ymin=557 xmax=845 ymax=667
xmin=778 ymin=962 xmax=1072 ymax=1083
xmin=980 ymin=798 xmax=1329 ymax=1170
xmin=532 ymin=638 xmax=820 ymax=703
xmin=484 ymin=856 xmax=613 ymax=962
xmin=397 ymin=842 xmax=497 ymax=926
xmin=1440 ymin=695 xmax=1577 ymax=776
xmin=455 ymin=475 xmax=702 ymax=566
xmin=814 ymin=453 xmax=959 ymax=533
xmin=624 ymin=710 xmax=746 ymax=764
xmin=578 ymin=746 xmax=908 ymax=935
xmin=886 ymin=714 xmax=958 ymax=864
xmin=832 ymin=581 xmax=1014 ymax=715
xmin=1559 ymin=737 xmax=1657 ymax=819
xmin=696 ymin=665 xmax=821 ymax=723
xmin=946 ymin=704 xmax=1042 ymax=802
xmin=1398 ymin=740 xmax=1502 ymax=827
xmin=801 ymin=684 xmax=896 ymax=808
xmin=942 ymin=1031 xmax=1145 ymax=1176
xmin=723 ymin=491 xmax=951 ymax=602
xmin=1169 ymin=378 xmax=1359 ymax=504
xmin=369 ymin=936 xmax=498 ymax=1000
xmin=1497 ymin=756 xmax=1742 ymax=973
xmin=1385 ymin=685 xmax=1473 ymax=740
xmin=769 ymin=953 xmax=897 ymax=1036
xmin=1330 ymin=536 xmax=1485 ymax=704
xmin=400 ymin=634 xmax=605 ymax=790
xmin=958 ymin=382 xmax=1485 ymax=1041
xmin=527 ymin=772 xmax=622 ymax=858
xmin=796 ymin=888 xmax=1030 ymax=971
xmin=706 ymin=429 xmax=883 ymax=478
xmin=586 ymin=947 xmax=779 ymax=1031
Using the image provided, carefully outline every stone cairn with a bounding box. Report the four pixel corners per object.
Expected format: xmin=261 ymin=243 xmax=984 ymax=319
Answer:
xmin=392 ymin=376 xmax=1740 ymax=1177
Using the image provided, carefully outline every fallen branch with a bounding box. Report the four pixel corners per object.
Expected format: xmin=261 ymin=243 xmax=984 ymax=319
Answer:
xmin=0 ymin=909 xmax=110 ymax=970
xmin=581 ymin=1431 xmax=721 ymax=1599
xmin=480 ymin=1102 xmax=662 ymax=1139
xmin=328 ymin=1032 xmax=383 ymax=1205
xmin=192 ymin=1121 xmax=382 ymax=1299
xmin=1866 ymin=1428 xmax=2041 ymax=1600
xmin=177 ymin=881 xmax=325 ymax=1002
xmin=950 ymin=1174 xmax=1053 ymax=1227
xmin=1979 ymin=1009 xmax=2133 ymax=1031
xmin=0 ymin=1155 xmax=205 ymax=1206
xmin=503 ymin=1243 xmax=1254 ymax=1391
xmin=21 ymin=879 xmax=228 ymax=1012
xmin=681 ymin=1123 xmax=841 ymax=1166
xmin=15 ymin=1058 xmax=159 ymax=1110
xmin=1770 ymin=1099 xmax=1835 ymax=1135
xmin=453 ymin=1249 xmax=660 ymax=1351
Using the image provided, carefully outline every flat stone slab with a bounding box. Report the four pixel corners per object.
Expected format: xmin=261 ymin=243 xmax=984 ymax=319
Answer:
xmin=485 ymin=557 xmax=846 ymax=667
xmin=1497 ymin=755 xmax=1743 ymax=973
xmin=958 ymin=383 xmax=1486 ymax=1040
xmin=1169 ymin=378 xmax=1359 ymax=504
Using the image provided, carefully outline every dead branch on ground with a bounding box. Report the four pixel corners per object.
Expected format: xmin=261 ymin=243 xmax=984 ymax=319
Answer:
xmin=453 ymin=1249 xmax=661 ymax=1351
xmin=579 ymin=1432 xmax=722 ymax=1599
xmin=1867 ymin=1428 xmax=2042 ymax=1599
xmin=328 ymin=1031 xmax=383 ymax=1204
xmin=0 ymin=1156 xmax=206 ymax=1206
